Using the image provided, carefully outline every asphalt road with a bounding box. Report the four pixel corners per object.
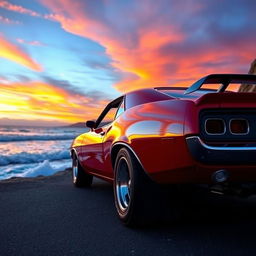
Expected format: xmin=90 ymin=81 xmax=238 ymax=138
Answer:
xmin=1 ymin=170 xmax=256 ymax=256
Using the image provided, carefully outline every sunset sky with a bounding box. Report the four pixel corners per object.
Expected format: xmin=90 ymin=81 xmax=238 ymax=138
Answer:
xmin=0 ymin=0 xmax=256 ymax=126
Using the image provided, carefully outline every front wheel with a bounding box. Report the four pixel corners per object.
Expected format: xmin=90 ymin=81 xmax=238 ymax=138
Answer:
xmin=72 ymin=155 xmax=93 ymax=187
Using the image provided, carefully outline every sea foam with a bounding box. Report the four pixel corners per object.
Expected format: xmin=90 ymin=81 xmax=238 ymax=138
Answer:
xmin=21 ymin=160 xmax=69 ymax=177
xmin=0 ymin=126 xmax=81 ymax=180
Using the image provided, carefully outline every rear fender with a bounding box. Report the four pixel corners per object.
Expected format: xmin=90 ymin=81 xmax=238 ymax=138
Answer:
xmin=111 ymin=142 xmax=150 ymax=178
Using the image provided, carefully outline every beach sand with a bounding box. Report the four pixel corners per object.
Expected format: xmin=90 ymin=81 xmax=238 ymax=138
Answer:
xmin=0 ymin=168 xmax=71 ymax=185
xmin=1 ymin=169 xmax=256 ymax=255
xmin=0 ymin=168 xmax=118 ymax=256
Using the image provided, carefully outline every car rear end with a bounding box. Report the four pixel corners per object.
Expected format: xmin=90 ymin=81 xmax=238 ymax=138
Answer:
xmin=185 ymin=91 xmax=256 ymax=186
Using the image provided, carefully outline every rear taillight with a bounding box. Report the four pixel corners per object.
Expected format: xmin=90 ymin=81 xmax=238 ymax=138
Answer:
xmin=229 ymin=119 xmax=249 ymax=134
xmin=205 ymin=119 xmax=225 ymax=134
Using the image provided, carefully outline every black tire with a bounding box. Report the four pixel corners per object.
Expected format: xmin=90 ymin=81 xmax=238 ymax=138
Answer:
xmin=72 ymin=155 xmax=93 ymax=187
xmin=113 ymin=148 xmax=172 ymax=226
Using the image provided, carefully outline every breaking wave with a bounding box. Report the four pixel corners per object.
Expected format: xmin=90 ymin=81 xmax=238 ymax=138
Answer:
xmin=21 ymin=160 xmax=70 ymax=178
xmin=0 ymin=150 xmax=70 ymax=166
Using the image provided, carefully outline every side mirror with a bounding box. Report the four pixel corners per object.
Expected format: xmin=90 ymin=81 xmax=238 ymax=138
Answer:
xmin=86 ymin=120 xmax=96 ymax=129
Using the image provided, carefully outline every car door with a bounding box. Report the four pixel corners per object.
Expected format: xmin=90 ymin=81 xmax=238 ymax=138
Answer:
xmin=81 ymin=97 xmax=123 ymax=178
xmin=80 ymin=127 xmax=105 ymax=176
xmin=101 ymin=98 xmax=125 ymax=178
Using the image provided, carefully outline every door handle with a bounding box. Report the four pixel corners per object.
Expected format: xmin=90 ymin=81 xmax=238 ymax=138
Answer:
xmin=100 ymin=131 xmax=105 ymax=136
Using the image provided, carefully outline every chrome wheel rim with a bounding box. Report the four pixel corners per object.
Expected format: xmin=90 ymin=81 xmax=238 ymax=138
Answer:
xmin=72 ymin=158 xmax=78 ymax=183
xmin=116 ymin=157 xmax=131 ymax=212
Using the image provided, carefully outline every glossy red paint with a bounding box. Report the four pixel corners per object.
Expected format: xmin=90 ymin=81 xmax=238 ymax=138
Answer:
xmin=71 ymin=75 xmax=256 ymax=185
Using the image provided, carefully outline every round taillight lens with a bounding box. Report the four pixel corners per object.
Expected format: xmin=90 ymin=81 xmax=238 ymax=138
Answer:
xmin=205 ymin=119 xmax=225 ymax=134
xmin=229 ymin=119 xmax=249 ymax=134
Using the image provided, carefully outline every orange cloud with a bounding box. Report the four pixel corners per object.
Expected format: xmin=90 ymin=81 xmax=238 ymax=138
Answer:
xmin=40 ymin=0 xmax=187 ymax=92
xmin=0 ymin=35 xmax=43 ymax=71
xmin=2 ymin=1 xmax=253 ymax=93
xmin=110 ymin=28 xmax=185 ymax=92
xmin=0 ymin=1 xmax=41 ymax=17
xmin=39 ymin=0 xmax=255 ymax=93
xmin=0 ymin=81 xmax=107 ymax=123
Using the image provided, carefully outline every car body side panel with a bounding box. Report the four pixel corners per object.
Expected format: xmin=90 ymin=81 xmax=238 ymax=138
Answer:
xmin=72 ymin=129 xmax=106 ymax=175
xmin=101 ymin=124 xmax=116 ymax=179
xmin=72 ymin=99 xmax=199 ymax=183
xmin=107 ymin=100 xmax=195 ymax=179
xmin=130 ymin=136 xmax=194 ymax=177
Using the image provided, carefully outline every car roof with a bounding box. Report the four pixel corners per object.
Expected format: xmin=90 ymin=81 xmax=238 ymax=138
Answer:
xmin=123 ymin=74 xmax=256 ymax=109
xmin=124 ymin=87 xmax=216 ymax=109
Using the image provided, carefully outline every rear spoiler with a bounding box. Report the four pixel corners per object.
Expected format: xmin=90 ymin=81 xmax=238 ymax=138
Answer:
xmin=184 ymin=74 xmax=256 ymax=95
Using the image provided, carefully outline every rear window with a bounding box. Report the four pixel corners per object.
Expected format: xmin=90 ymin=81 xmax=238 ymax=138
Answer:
xmin=157 ymin=89 xmax=215 ymax=99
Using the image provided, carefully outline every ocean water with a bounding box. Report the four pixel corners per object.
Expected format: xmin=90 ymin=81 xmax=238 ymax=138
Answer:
xmin=0 ymin=126 xmax=86 ymax=180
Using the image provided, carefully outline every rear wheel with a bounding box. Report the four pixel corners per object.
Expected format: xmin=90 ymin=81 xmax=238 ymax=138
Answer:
xmin=114 ymin=148 xmax=175 ymax=226
xmin=72 ymin=155 xmax=93 ymax=187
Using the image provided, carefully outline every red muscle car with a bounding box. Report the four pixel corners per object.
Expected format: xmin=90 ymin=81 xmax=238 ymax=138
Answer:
xmin=71 ymin=74 xmax=256 ymax=226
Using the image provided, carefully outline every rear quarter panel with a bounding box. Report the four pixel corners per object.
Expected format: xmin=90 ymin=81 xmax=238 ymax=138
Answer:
xmin=107 ymin=99 xmax=195 ymax=177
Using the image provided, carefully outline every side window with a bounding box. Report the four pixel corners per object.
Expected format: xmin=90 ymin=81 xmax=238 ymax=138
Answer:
xmin=98 ymin=107 xmax=118 ymax=127
xmin=95 ymin=96 xmax=124 ymax=128
xmin=115 ymin=100 xmax=125 ymax=119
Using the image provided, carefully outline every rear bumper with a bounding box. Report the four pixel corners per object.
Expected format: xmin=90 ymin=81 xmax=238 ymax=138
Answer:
xmin=150 ymin=164 xmax=256 ymax=184
xmin=149 ymin=136 xmax=256 ymax=184
xmin=186 ymin=136 xmax=256 ymax=165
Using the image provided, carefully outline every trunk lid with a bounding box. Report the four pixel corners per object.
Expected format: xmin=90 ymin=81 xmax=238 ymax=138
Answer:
xmin=195 ymin=92 xmax=256 ymax=108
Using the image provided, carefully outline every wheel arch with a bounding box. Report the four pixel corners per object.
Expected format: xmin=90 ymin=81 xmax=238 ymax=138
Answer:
xmin=111 ymin=142 xmax=148 ymax=176
xmin=70 ymin=148 xmax=78 ymax=159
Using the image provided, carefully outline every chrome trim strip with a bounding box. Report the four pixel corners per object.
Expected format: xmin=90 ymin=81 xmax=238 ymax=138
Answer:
xmin=87 ymin=171 xmax=113 ymax=182
xmin=204 ymin=118 xmax=226 ymax=135
xmin=229 ymin=118 xmax=250 ymax=135
xmin=186 ymin=136 xmax=256 ymax=151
